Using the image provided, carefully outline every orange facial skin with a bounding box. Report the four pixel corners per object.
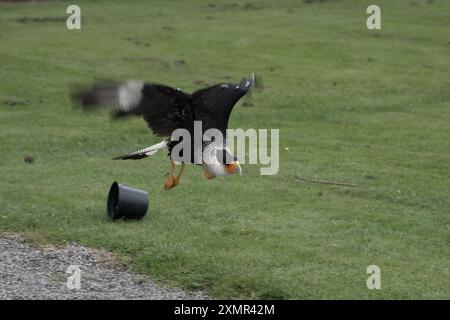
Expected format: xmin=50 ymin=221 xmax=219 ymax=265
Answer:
xmin=225 ymin=161 xmax=240 ymax=174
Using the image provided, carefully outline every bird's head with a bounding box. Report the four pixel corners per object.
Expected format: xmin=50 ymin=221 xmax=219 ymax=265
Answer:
xmin=203 ymin=149 xmax=243 ymax=179
xmin=217 ymin=149 xmax=242 ymax=176
xmin=203 ymin=160 xmax=242 ymax=180
xmin=224 ymin=160 xmax=242 ymax=176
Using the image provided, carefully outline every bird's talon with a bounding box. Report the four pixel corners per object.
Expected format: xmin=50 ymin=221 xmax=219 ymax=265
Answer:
xmin=164 ymin=176 xmax=179 ymax=190
xmin=164 ymin=177 xmax=173 ymax=190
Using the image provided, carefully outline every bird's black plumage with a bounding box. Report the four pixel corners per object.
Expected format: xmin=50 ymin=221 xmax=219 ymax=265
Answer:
xmin=191 ymin=79 xmax=253 ymax=135
xmin=74 ymin=75 xmax=255 ymax=163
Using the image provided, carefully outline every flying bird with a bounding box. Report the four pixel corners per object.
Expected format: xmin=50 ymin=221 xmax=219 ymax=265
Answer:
xmin=73 ymin=74 xmax=256 ymax=190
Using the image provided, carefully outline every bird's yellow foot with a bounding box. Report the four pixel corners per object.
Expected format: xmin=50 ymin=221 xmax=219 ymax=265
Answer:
xmin=164 ymin=176 xmax=179 ymax=190
xmin=204 ymin=170 xmax=215 ymax=180
xmin=164 ymin=161 xmax=184 ymax=190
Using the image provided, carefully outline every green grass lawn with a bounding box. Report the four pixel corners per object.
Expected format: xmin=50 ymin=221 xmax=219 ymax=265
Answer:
xmin=1 ymin=0 xmax=449 ymax=299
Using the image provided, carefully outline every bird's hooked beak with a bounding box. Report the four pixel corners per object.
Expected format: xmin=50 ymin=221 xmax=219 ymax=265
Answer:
xmin=235 ymin=162 xmax=242 ymax=176
xmin=224 ymin=160 xmax=242 ymax=176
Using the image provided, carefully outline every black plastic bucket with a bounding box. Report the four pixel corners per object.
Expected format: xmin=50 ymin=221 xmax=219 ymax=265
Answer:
xmin=107 ymin=182 xmax=148 ymax=220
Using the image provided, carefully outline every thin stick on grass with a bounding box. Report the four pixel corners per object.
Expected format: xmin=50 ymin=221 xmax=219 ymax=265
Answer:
xmin=295 ymin=175 xmax=368 ymax=188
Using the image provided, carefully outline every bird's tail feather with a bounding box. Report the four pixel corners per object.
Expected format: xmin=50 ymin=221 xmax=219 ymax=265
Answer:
xmin=113 ymin=140 xmax=168 ymax=160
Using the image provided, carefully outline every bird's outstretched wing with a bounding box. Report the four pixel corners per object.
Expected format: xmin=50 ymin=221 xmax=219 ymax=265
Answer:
xmin=191 ymin=74 xmax=255 ymax=134
xmin=73 ymin=81 xmax=193 ymax=137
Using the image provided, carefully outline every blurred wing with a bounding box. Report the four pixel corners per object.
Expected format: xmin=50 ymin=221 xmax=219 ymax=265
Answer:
xmin=74 ymin=81 xmax=193 ymax=137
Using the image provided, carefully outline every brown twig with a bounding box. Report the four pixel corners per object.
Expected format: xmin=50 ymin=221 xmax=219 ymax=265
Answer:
xmin=295 ymin=175 xmax=368 ymax=188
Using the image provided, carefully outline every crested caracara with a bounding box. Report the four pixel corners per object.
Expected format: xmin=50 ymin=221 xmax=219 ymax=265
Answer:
xmin=74 ymin=74 xmax=256 ymax=190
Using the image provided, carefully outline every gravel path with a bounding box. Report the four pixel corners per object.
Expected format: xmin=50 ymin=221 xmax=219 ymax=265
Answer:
xmin=0 ymin=234 xmax=207 ymax=300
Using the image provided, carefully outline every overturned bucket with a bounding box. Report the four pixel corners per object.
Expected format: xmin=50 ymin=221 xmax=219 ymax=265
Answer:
xmin=107 ymin=182 xmax=148 ymax=220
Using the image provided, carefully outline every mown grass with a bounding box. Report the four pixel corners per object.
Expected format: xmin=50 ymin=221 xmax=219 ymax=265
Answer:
xmin=0 ymin=0 xmax=449 ymax=299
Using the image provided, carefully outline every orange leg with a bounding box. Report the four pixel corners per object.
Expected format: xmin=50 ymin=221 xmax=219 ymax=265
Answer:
xmin=164 ymin=161 xmax=185 ymax=190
